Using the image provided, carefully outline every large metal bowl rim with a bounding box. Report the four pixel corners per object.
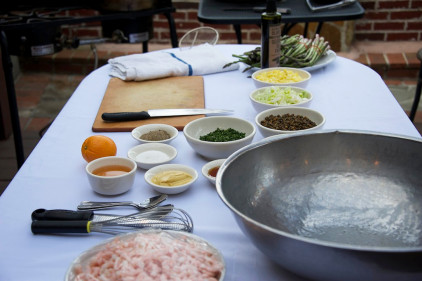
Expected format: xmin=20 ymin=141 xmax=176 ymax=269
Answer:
xmin=216 ymin=129 xmax=422 ymax=253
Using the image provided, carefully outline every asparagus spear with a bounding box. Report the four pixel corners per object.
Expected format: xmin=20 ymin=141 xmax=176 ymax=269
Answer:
xmin=223 ymin=34 xmax=331 ymax=71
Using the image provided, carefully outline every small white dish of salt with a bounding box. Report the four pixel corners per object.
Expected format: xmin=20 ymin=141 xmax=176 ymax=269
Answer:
xmin=128 ymin=143 xmax=177 ymax=170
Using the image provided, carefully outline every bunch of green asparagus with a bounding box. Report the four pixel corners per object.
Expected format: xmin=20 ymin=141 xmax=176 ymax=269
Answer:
xmin=224 ymin=34 xmax=331 ymax=72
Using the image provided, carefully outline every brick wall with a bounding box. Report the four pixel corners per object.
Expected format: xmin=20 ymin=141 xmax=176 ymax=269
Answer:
xmin=153 ymin=0 xmax=422 ymax=51
xmin=59 ymin=1 xmax=422 ymax=52
xmin=356 ymin=0 xmax=422 ymax=41
xmin=61 ymin=9 xmax=102 ymax=39
xmin=153 ymin=2 xmax=360 ymax=51
xmin=153 ymin=2 xmax=356 ymax=51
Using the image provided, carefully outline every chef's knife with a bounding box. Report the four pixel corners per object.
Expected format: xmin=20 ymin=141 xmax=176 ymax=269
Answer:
xmin=101 ymin=108 xmax=233 ymax=122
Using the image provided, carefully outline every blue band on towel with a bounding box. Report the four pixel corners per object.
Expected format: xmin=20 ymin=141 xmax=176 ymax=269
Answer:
xmin=168 ymin=53 xmax=193 ymax=76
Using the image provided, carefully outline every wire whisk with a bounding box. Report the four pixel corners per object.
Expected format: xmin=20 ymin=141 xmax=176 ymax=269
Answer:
xmin=31 ymin=205 xmax=194 ymax=235
xmin=92 ymin=206 xmax=194 ymax=234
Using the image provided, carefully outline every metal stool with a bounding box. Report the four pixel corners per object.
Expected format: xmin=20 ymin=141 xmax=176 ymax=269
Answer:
xmin=409 ymin=48 xmax=422 ymax=122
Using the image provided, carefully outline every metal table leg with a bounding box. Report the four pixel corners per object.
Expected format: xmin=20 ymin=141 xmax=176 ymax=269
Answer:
xmin=409 ymin=49 xmax=422 ymax=122
xmin=142 ymin=41 xmax=149 ymax=53
xmin=282 ymin=23 xmax=297 ymax=35
xmin=315 ymin=22 xmax=324 ymax=35
xmin=234 ymin=24 xmax=242 ymax=44
xmin=283 ymin=22 xmax=324 ymax=38
xmin=164 ymin=12 xmax=179 ymax=48
xmin=0 ymin=31 xmax=24 ymax=169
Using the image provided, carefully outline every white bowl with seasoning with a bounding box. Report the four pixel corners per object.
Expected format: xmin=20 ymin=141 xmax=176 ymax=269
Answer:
xmin=145 ymin=164 xmax=198 ymax=194
xmin=131 ymin=124 xmax=178 ymax=144
xmin=250 ymin=86 xmax=313 ymax=112
xmin=202 ymin=159 xmax=226 ymax=185
xmin=183 ymin=116 xmax=256 ymax=159
xmin=255 ymin=107 xmax=325 ymax=138
xmin=127 ymin=143 xmax=177 ymax=170
xmin=252 ymin=67 xmax=311 ymax=88
xmin=85 ymin=156 xmax=137 ymax=195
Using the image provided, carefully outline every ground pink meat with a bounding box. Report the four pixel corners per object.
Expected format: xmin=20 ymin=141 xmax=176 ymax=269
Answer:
xmin=73 ymin=232 xmax=224 ymax=281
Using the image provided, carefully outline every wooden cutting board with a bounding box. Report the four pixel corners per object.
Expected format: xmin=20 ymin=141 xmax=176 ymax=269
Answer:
xmin=92 ymin=76 xmax=205 ymax=132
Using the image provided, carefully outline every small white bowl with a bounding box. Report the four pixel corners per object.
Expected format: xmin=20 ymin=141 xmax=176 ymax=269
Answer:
xmin=250 ymin=86 xmax=313 ymax=112
xmin=131 ymin=124 xmax=178 ymax=144
xmin=127 ymin=143 xmax=177 ymax=170
xmin=252 ymin=67 xmax=311 ymax=88
xmin=255 ymin=107 xmax=325 ymax=138
xmin=85 ymin=156 xmax=137 ymax=195
xmin=183 ymin=116 xmax=256 ymax=159
xmin=144 ymin=164 xmax=198 ymax=194
xmin=202 ymin=159 xmax=226 ymax=185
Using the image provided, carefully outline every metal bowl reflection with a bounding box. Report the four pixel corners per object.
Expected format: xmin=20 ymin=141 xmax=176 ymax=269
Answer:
xmin=216 ymin=130 xmax=422 ymax=281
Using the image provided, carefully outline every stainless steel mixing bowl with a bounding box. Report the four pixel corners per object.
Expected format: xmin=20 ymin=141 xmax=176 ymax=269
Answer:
xmin=216 ymin=130 xmax=422 ymax=281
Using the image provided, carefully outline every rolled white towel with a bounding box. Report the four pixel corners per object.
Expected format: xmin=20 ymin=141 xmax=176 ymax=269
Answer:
xmin=108 ymin=44 xmax=239 ymax=81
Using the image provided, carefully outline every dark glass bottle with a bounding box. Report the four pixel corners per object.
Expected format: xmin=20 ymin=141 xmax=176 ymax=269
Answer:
xmin=261 ymin=0 xmax=282 ymax=69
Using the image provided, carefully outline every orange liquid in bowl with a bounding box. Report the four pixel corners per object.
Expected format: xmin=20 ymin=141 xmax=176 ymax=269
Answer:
xmin=208 ymin=166 xmax=220 ymax=177
xmin=92 ymin=165 xmax=132 ymax=177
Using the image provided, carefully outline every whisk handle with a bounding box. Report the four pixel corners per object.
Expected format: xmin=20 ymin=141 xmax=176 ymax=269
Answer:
xmin=31 ymin=220 xmax=90 ymax=234
xmin=32 ymin=209 xmax=94 ymax=221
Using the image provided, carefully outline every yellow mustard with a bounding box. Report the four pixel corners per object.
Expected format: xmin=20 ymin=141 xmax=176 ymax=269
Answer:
xmin=256 ymin=69 xmax=303 ymax=84
xmin=151 ymin=170 xmax=193 ymax=187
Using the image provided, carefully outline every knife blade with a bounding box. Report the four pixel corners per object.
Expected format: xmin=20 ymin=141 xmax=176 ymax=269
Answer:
xmin=101 ymin=108 xmax=233 ymax=122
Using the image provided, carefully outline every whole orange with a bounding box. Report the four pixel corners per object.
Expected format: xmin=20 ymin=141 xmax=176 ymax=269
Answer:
xmin=81 ymin=135 xmax=117 ymax=162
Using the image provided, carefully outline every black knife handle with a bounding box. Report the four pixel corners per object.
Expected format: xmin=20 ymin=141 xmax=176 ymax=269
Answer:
xmin=31 ymin=220 xmax=90 ymax=234
xmin=102 ymin=111 xmax=151 ymax=121
xmin=31 ymin=209 xmax=94 ymax=221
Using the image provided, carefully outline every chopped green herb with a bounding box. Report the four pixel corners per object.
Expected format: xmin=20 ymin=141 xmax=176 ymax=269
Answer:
xmin=200 ymin=128 xmax=246 ymax=142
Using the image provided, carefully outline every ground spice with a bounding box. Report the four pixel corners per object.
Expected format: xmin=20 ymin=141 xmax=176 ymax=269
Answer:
xmin=140 ymin=130 xmax=171 ymax=141
xmin=200 ymin=128 xmax=246 ymax=142
xmin=261 ymin=114 xmax=317 ymax=131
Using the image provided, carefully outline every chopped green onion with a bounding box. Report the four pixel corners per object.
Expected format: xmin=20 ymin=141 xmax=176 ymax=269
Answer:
xmin=254 ymin=87 xmax=310 ymax=105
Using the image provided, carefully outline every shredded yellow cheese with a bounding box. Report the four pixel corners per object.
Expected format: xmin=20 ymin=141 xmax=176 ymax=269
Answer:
xmin=255 ymin=69 xmax=303 ymax=84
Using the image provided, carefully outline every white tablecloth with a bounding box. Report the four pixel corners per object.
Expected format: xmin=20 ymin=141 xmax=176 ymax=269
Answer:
xmin=0 ymin=45 xmax=420 ymax=281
